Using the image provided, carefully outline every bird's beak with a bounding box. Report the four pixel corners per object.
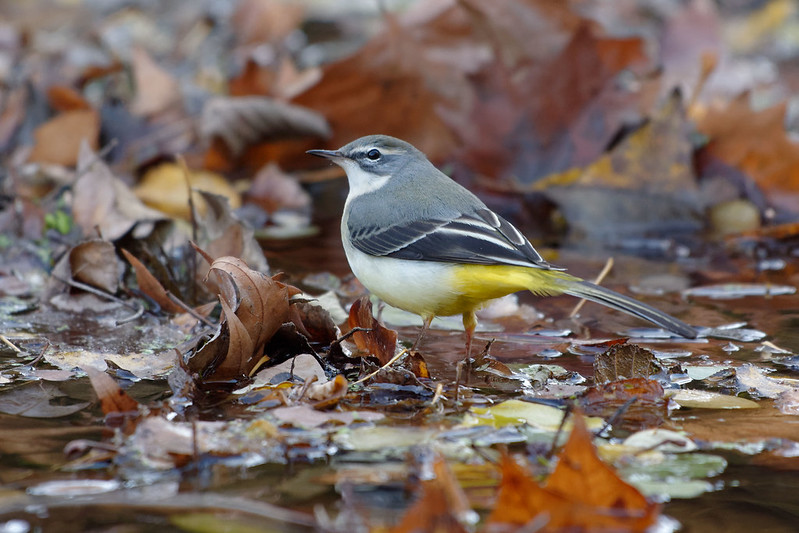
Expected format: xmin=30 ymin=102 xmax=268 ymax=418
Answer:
xmin=307 ymin=149 xmax=343 ymax=160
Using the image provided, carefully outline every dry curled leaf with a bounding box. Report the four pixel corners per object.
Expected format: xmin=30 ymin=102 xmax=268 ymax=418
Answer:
xmin=347 ymin=296 xmax=398 ymax=365
xmin=200 ymin=96 xmax=330 ymax=157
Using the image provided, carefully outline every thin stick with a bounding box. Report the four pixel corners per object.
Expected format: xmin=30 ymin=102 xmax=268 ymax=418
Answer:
xmin=351 ymin=348 xmax=408 ymax=386
xmin=569 ymin=257 xmax=614 ymax=318
xmin=166 ymin=291 xmax=216 ymax=327
xmin=0 ymin=334 xmax=20 ymax=353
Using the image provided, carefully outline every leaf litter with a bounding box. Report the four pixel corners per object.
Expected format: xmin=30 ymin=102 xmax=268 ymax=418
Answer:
xmin=1 ymin=0 xmax=799 ymax=531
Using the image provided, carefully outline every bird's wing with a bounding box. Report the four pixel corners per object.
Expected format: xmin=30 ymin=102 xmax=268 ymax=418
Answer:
xmin=348 ymin=208 xmax=560 ymax=269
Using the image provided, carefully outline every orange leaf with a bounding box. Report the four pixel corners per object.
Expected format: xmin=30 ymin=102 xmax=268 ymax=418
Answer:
xmin=488 ymin=413 xmax=659 ymax=531
xmin=28 ymin=109 xmax=99 ymax=166
xmin=83 ymin=367 xmax=140 ymax=415
xmin=47 ymin=85 xmax=91 ymax=112
xmin=346 ymin=296 xmax=398 ymax=365
xmin=391 ymin=455 xmax=471 ymax=533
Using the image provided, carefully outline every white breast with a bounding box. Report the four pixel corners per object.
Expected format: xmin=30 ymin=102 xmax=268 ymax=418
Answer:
xmin=341 ymin=223 xmax=459 ymax=318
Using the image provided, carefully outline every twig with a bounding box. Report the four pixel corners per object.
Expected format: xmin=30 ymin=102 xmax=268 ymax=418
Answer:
xmin=53 ymin=275 xmax=141 ymax=312
xmin=0 ymin=334 xmax=20 ymax=353
xmin=166 ymin=291 xmax=216 ymax=327
xmin=569 ymin=257 xmax=614 ymax=318
xmin=351 ymin=348 xmax=408 ymax=385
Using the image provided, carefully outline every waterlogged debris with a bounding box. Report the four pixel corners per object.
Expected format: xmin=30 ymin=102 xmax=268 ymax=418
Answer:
xmin=614 ymin=452 xmax=728 ymax=500
xmin=0 ymin=382 xmax=90 ymax=418
xmin=683 ymin=283 xmax=796 ymax=299
xmin=696 ymin=324 xmax=767 ymax=342
xmin=671 ymin=389 xmax=760 ymax=409
xmin=594 ymin=343 xmax=662 ymax=383
xmin=27 ymin=479 xmax=121 ymax=497
xmin=735 ymin=363 xmax=795 ymax=399
xmin=44 ymin=348 xmax=177 ymax=380
xmin=622 ymin=429 xmax=697 ymax=453
xmin=684 ymin=364 xmax=732 ymax=381
xmin=463 ymin=399 xmax=604 ymax=432
xmin=270 ymin=404 xmax=383 ymax=429
xmin=335 ymin=426 xmax=437 ymax=453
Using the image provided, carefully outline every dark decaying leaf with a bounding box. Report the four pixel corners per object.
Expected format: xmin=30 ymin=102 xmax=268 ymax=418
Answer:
xmin=0 ymin=382 xmax=90 ymax=418
xmin=289 ymin=300 xmax=338 ymax=346
xmin=200 ymin=96 xmax=330 ymax=157
xmin=593 ymin=342 xmax=663 ymax=384
xmin=581 ymin=377 xmax=667 ymax=431
xmin=347 ymin=296 xmax=398 ymax=366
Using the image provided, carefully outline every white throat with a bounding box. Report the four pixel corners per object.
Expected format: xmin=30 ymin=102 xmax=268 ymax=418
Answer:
xmin=339 ymin=159 xmax=390 ymax=201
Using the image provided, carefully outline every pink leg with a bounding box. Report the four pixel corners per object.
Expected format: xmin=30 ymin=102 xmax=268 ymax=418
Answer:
xmin=412 ymin=314 xmax=434 ymax=352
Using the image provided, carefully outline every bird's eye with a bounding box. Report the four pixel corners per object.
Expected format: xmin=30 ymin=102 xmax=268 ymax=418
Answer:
xmin=366 ymin=149 xmax=381 ymax=160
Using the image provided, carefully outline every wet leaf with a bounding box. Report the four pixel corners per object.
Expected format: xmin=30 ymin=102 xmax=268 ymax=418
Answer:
xmin=0 ymin=382 xmax=90 ymax=418
xmin=683 ymin=283 xmax=796 ymax=299
xmin=581 ymin=377 xmax=667 ymax=431
xmin=464 ymin=399 xmax=604 ymax=432
xmin=347 ymin=296 xmax=398 ymax=365
xmin=83 ymin=367 xmax=140 ymax=415
xmin=593 ymin=343 xmax=662 ymax=383
xmin=672 ymin=389 xmax=760 ymax=409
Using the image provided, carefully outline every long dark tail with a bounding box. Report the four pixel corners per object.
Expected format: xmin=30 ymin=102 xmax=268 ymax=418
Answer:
xmin=558 ymin=279 xmax=697 ymax=338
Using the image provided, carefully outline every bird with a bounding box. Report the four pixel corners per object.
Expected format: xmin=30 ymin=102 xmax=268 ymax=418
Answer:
xmin=308 ymin=135 xmax=697 ymax=355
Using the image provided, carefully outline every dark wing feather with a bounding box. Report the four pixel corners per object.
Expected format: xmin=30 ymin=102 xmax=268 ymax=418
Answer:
xmin=348 ymin=209 xmax=559 ymax=270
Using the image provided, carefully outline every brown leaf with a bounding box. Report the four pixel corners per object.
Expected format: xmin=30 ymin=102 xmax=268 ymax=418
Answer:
xmin=121 ymin=249 xmax=184 ymax=313
xmin=593 ymin=343 xmax=662 ymax=384
xmin=28 ymin=109 xmax=100 ymax=166
xmin=69 ymin=240 xmax=120 ymax=294
xmin=200 ymin=96 xmax=330 ymax=157
xmin=347 ymin=296 xmax=398 ymax=365
xmin=581 ymin=377 xmax=666 ymax=431
xmin=697 ymin=95 xmax=799 ymax=215
xmin=129 ymin=47 xmax=181 ymax=117
xmin=195 ymin=256 xmax=295 ymax=379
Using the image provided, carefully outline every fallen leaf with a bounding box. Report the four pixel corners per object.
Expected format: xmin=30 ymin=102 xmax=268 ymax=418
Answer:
xmin=391 ymin=455 xmax=473 ymax=533
xmin=200 ymin=96 xmax=330 ymax=157
xmin=69 ymin=240 xmax=120 ymax=294
xmin=246 ymin=163 xmax=310 ymax=215
xmin=83 ymin=367 xmax=140 ymax=415
xmin=231 ymin=0 xmax=305 ymax=45
xmin=593 ymin=343 xmax=662 ymax=383
xmin=671 ymin=389 xmax=760 ymax=409
xmin=581 ymin=377 xmax=667 ymax=431
xmin=0 ymin=382 xmax=90 ymax=418
xmin=347 ymin=296 xmax=398 ymax=365
xmin=72 ymin=143 xmax=166 ymax=240
xmin=129 ymin=47 xmax=181 ymax=117
xmin=28 ymin=109 xmax=100 ymax=166
xmin=134 ymin=162 xmax=242 ymax=220
xmin=488 ymin=413 xmax=659 ymax=531
xmin=47 ymin=85 xmax=91 ymax=112
xmin=121 ymin=248 xmax=184 ymax=313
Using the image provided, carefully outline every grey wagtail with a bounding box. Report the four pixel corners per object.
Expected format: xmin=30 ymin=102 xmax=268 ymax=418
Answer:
xmin=308 ymin=135 xmax=697 ymax=354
